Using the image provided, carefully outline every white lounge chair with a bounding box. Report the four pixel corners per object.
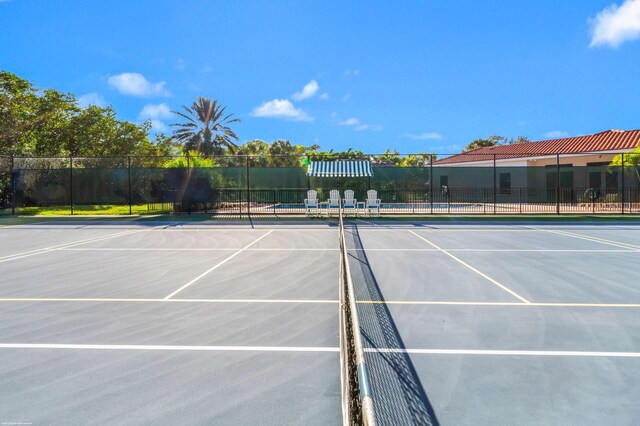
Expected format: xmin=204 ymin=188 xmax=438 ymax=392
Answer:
xmin=343 ymin=190 xmax=357 ymax=215
xmin=366 ymin=190 xmax=381 ymax=216
xmin=327 ymin=189 xmax=341 ymax=216
xmin=304 ymin=190 xmax=319 ymax=216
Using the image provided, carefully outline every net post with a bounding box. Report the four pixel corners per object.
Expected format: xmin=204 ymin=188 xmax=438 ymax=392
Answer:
xmin=556 ymin=154 xmax=560 ymax=215
xmin=128 ymin=156 xmax=132 ymax=215
xmin=10 ymin=155 xmax=16 ymax=215
xmin=621 ymin=153 xmax=625 ymax=214
xmin=70 ymin=156 xmax=74 ymax=215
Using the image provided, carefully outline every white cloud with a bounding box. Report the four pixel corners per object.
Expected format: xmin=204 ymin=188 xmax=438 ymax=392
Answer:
xmin=403 ymin=132 xmax=443 ymax=140
xmin=175 ymin=59 xmax=186 ymax=70
xmin=78 ymin=92 xmax=106 ymax=108
xmin=107 ymin=72 xmax=169 ymax=97
xmin=543 ymin=130 xmax=569 ymax=139
xmin=344 ymin=69 xmax=360 ymax=77
xmin=291 ymin=80 xmax=319 ymax=101
xmin=149 ymin=120 xmax=167 ymax=133
xmin=341 ymin=93 xmax=352 ymax=102
xmin=138 ymin=103 xmax=172 ymax=120
xmin=339 ymin=117 xmax=382 ymax=132
xmin=339 ymin=117 xmax=361 ymax=126
xmin=590 ymin=0 xmax=640 ymax=48
xmin=319 ymin=93 xmax=329 ymax=100
xmin=200 ymin=65 xmax=213 ymax=74
xmin=251 ymin=99 xmax=314 ymax=121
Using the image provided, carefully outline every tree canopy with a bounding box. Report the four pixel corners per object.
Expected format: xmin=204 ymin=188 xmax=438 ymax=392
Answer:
xmin=0 ymin=70 xmax=174 ymax=157
xmin=463 ymin=135 xmax=530 ymax=152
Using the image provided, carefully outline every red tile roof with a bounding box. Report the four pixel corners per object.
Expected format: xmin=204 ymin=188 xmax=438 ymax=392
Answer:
xmin=435 ymin=129 xmax=640 ymax=165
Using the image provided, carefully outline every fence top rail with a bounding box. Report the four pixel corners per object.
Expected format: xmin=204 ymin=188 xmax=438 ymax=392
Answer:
xmin=1 ymin=151 xmax=635 ymax=160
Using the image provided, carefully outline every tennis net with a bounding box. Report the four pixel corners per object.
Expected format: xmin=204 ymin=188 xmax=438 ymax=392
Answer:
xmin=339 ymin=206 xmax=376 ymax=425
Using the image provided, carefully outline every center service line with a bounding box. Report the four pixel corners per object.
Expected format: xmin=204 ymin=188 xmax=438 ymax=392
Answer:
xmin=163 ymin=230 xmax=274 ymax=300
xmin=408 ymin=230 xmax=531 ymax=304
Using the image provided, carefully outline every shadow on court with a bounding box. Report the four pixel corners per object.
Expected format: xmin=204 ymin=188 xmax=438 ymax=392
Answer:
xmin=345 ymin=223 xmax=439 ymax=426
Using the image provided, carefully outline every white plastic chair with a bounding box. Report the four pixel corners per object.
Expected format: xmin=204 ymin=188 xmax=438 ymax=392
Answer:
xmin=327 ymin=189 xmax=341 ymax=216
xmin=304 ymin=190 xmax=319 ymax=216
xmin=343 ymin=190 xmax=357 ymax=215
xmin=366 ymin=190 xmax=381 ymax=216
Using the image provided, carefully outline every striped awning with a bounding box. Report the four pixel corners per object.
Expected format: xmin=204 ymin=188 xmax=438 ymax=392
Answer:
xmin=306 ymin=160 xmax=373 ymax=177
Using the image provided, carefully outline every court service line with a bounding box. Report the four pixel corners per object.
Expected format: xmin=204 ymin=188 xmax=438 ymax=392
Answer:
xmin=356 ymin=300 xmax=640 ymax=307
xmin=0 ymin=343 xmax=339 ymax=353
xmin=0 ymin=227 xmax=161 ymax=264
xmin=56 ymin=247 xmax=640 ymax=253
xmin=365 ymin=348 xmax=640 ymax=357
xmin=0 ymin=298 xmax=337 ymax=304
xmin=163 ymin=230 xmax=274 ymax=300
xmin=527 ymin=226 xmax=640 ymax=251
xmin=59 ymin=247 xmax=339 ymax=252
xmin=408 ymin=230 xmax=531 ymax=304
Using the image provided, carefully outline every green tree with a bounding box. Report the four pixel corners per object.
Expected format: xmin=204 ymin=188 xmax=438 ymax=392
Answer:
xmin=62 ymin=105 xmax=151 ymax=157
xmin=398 ymin=153 xmax=436 ymax=167
xmin=505 ymin=136 xmax=530 ymax=144
xmin=164 ymin=150 xmax=214 ymax=168
xmin=610 ymin=145 xmax=640 ymax=184
xmin=1 ymin=71 xmax=159 ymax=158
xmin=171 ymin=97 xmax=240 ymax=156
xmin=464 ymin=135 xmax=506 ymax=151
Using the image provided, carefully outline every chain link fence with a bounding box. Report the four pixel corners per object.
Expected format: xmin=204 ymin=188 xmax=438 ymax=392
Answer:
xmin=0 ymin=153 xmax=638 ymax=215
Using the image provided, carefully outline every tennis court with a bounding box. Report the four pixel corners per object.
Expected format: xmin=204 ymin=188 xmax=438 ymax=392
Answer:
xmin=0 ymin=218 xmax=639 ymax=425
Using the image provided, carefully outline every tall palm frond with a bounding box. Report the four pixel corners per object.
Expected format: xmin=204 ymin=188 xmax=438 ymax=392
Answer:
xmin=171 ymin=97 xmax=240 ymax=155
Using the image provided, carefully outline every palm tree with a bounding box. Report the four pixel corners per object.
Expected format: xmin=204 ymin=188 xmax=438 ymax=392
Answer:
xmin=171 ymin=97 xmax=240 ymax=156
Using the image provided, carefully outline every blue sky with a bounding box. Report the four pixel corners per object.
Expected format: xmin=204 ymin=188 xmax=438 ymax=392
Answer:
xmin=1 ymin=0 xmax=639 ymax=154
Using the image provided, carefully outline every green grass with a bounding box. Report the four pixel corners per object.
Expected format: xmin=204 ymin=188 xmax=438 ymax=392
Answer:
xmin=1 ymin=204 xmax=172 ymax=216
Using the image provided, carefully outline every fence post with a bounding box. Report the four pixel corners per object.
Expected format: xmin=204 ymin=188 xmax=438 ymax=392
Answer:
xmin=621 ymin=153 xmax=625 ymax=214
xmin=519 ymin=188 xmax=522 ymax=214
xmin=429 ymin=157 xmax=434 ymax=215
xmin=10 ymin=155 xmax=16 ymax=215
xmin=246 ymin=156 xmax=250 ymax=217
xmin=483 ymin=188 xmax=487 ymax=214
xmin=127 ymin=156 xmax=132 ymax=215
xmin=493 ymin=154 xmax=497 ymax=214
xmin=556 ymin=154 xmax=560 ymax=215
xmin=70 ymin=156 xmax=74 ymax=215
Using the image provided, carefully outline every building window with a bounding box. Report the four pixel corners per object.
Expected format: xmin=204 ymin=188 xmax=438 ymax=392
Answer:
xmin=499 ymin=173 xmax=511 ymax=194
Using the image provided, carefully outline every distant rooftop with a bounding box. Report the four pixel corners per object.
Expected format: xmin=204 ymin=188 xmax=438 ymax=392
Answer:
xmin=436 ymin=129 xmax=640 ymax=165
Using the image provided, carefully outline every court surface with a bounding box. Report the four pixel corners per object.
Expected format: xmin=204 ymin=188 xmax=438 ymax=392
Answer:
xmin=0 ymin=219 xmax=639 ymax=425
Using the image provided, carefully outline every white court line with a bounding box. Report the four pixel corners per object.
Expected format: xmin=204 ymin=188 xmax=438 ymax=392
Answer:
xmin=353 ymin=248 xmax=633 ymax=252
xmin=0 ymin=298 xmax=635 ymax=307
xmin=365 ymin=348 xmax=640 ymax=357
xmin=408 ymin=230 xmax=531 ymax=304
xmin=357 ymin=300 xmax=640 ymax=307
xmin=0 ymin=298 xmax=337 ymax=304
xmin=60 ymin=247 xmax=339 ymax=251
xmin=1 ymin=344 xmax=636 ymax=357
xmin=0 ymin=227 xmax=160 ymax=264
xmin=528 ymin=227 xmax=640 ymax=251
xmin=56 ymin=247 xmax=637 ymax=253
xmin=163 ymin=230 xmax=274 ymax=300
xmin=0 ymin=343 xmax=339 ymax=352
